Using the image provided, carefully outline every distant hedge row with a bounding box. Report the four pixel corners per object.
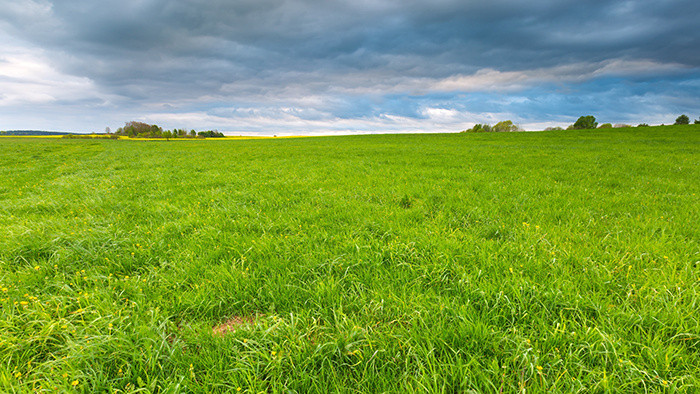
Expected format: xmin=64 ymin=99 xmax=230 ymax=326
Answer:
xmin=461 ymin=114 xmax=699 ymax=133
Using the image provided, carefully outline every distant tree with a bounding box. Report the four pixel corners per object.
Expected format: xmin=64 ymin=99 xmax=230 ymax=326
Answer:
xmin=493 ymin=120 xmax=520 ymax=132
xmin=124 ymin=121 xmax=152 ymax=136
xmin=462 ymin=124 xmax=491 ymax=133
xmin=190 ymin=129 xmax=196 ymax=137
xmin=695 ymin=118 xmax=700 ymax=124
xmin=543 ymin=126 xmax=564 ymax=131
xmin=150 ymin=124 xmax=163 ymax=137
xmin=163 ymin=130 xmax=173 ymax=140
xmin=598 ymin=123 xmax=612 ymax=129
xmin=105 ymin=126 xmax=111 ymax=134
xmin=468 ymin=124 xmax=483 ymax=132
xmin=573 ymin=115 xmax=598 ymax=130
xmin=674 ymin=114 xmax=689 ymax=125
xmin=0 ymin=131 xmax=6 ymax=135
xmin=637 ymin=123 xmax=650 ymax=127
xmin=197 ymin=130 xmax=225 ymax=138
xmin=614 ymin=124 xmax=631 ymax=128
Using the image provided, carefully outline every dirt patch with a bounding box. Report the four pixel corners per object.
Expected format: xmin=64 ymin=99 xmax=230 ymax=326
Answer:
xmin=212 ymin=315 xmax=256 ymax=336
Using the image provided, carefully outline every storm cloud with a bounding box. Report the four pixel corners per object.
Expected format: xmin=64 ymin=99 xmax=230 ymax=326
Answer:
xmin=1 ymin=0 xmax=698 ymax=133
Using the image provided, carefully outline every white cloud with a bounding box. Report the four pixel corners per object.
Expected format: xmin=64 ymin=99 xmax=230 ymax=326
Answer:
xmin=0 ymin=34 xmax=112 ymax=106
xmin=429 ymin=60 xmax=688 ymax=93
xmin=140 ymin=104 xmax=518 ymax=135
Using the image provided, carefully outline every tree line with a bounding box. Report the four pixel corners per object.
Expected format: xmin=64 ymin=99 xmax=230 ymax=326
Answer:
xmin=113 ymin=121 xmax=225 ymax=138
xmin=461 ymin=120 xmax=523 ymax=133
xmin=462 ymin=114 xmax=699 ymax=133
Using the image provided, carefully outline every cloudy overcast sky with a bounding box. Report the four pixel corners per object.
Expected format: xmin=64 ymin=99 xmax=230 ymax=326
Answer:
xmin=1 ymin=0 xmax=699 ymax=134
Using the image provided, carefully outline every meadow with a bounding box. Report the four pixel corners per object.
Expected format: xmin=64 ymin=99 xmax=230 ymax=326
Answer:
xmin=0 ymin=126 xmax=698 ymax=392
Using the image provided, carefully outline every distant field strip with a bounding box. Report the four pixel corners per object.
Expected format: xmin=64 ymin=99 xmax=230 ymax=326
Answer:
xmin=0 ymin=126 xmax=698 ymax=392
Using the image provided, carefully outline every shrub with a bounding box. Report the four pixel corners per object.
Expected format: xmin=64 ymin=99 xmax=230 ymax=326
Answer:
xmin=598 ymin=123 xmax=612 ymax=129
xmin=614 ymin=124 xmax=631 ymax=128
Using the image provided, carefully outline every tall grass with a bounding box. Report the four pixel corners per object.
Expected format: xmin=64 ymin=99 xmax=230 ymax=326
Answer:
xmin=0 ymin=125 xmax=698 ymax=392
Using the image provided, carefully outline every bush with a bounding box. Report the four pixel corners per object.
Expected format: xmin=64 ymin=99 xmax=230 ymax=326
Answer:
xmin=674 ymin=115 xmax=689 ymax=125
xmin=614 ymin=124 xmax=631 ymax=128
xmin=598 ymin=123 xmax=612 ymax=129
xmin=573 ymin=115 xmax=598 ymax=130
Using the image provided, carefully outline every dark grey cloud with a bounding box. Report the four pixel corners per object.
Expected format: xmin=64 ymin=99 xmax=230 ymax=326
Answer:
xmin=0 ymin=0 xmax=698 ymax=133
xmin=7 ymin=1 xmax=700 ymax=74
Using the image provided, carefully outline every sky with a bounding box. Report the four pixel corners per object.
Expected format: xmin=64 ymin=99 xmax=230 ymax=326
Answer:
xmin=1 ymin=0 xmax=699 ymax=135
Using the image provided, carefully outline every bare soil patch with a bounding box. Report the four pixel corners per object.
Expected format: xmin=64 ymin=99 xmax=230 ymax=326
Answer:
xmin=212 ymin=315 xmax=256 ymax=336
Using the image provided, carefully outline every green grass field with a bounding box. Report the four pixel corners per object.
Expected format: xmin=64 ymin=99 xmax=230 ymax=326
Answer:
xmin=1 ymin=126 xmax=698 ymax=392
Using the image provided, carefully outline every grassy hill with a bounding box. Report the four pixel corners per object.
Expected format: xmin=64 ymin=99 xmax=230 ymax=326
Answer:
xmin=0 ymin=125 xmax=698 ymax=391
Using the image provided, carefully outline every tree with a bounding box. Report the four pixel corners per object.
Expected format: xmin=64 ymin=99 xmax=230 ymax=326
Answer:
xmin=190 ymin=130 xmax=196 ymax=137
xmin=105 ymin=126 xmax=111 ymax=134
xmin=462 ymin=124 xmax=486 ymax=132
xmin=598 ymin=123 xmax=612 ymax=129
xmin=695 ymin=118 xmax=700 ymax=125
xmin=572 ymin=115 xmax=598 ymax=130
xmin=462 ymin=123 xmax=499 ymax=133
xmin=674 ymin=115 xmax=689 ymax=125
xmin=493 ymin=120 xmax=520 ymax=132
xmin=197 ymin=130 xmax=225 ymax=138
xmin=163 ymin=130 xmax=173 ymax=140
